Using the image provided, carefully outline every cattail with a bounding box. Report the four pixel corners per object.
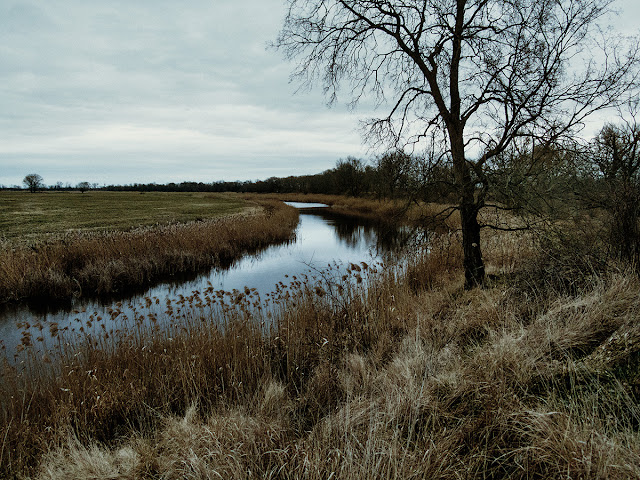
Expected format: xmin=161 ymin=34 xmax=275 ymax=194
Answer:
xmin=49 ymin=322 xmax=59 ymax=337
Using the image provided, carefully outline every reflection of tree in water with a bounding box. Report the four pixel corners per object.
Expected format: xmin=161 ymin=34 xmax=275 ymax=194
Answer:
xmin=313 ymin=210 xmax=420 ymax=254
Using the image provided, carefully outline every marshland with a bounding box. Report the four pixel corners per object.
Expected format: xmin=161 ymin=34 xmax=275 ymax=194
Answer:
xmin=1 ymin=186 xmax=640 ymax=479
xmin=3 ymin=0 xmax=640 ymax=478
xmin=0 ymin=192 xmax=298 ymax=306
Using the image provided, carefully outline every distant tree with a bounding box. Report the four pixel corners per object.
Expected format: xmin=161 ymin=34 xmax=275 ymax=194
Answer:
xmin=485 ymin=139 xmax=581 ymax=218
xmin=334 ymin=157 xmax=367 ymax=196
xmin=276 ymin=0 xmax=639 ymax=288
xmin=374 ymin=151 xmax=414 ymax=199
xmin=76 ymin=181 xmax=91 ymax=193
xmin=23 ymin=173 xmax=43 ymax=193
xmin=589 ymin=116 xmax=640 ymax=264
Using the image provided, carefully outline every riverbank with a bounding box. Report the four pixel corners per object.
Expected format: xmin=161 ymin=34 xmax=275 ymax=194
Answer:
xmin=246 ymin=193 xmax=456 ymax=228
xmin=0 ymin=195 xmax=298 ymax=306
xmin=2 ymin=221 xmax=639 ymax=478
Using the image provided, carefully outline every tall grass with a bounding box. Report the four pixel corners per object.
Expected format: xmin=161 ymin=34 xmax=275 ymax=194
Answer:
xmin=0 ymin=199 xmax=298 ymax=306
xmin=247 ymin=193 xmax=455 ymax=228
xmin=3 ymin=222 xmax=640 ymax=479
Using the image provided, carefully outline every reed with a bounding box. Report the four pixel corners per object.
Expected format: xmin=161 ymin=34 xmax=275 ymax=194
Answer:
xmin=245 ymin=193 xmax=455 ymax=227
xmin=0 ymin=198 xmax=298 ymax=306
xmin=2 ymin=225 xmax=640 ymax=479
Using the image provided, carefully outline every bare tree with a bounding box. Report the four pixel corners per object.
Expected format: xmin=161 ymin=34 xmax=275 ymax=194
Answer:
xmin=276 ymin=0 xmax=639 ymax=287
xmin=589 ymin=109 xmax=640 ymax=264
xmin=23 ymin=173 xmax=43 ymax=193
xmin=374 ymin=150 xmax=414 ymax=199
xmin=334 ymin=156 xmax=367 ymax=196
xmin=76 ymin=181 xmax=91 ymax=193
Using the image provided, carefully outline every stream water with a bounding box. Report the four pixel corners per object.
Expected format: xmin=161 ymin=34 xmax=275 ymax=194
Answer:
xmin=0 ymin=203 xmax=414 ymax=358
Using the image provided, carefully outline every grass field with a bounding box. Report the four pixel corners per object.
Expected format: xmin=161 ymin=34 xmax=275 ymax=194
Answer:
xmin=2 ymin=215 xmax=640 ymax=479
xmin=0 ymin=191 xmax=249 ymax=244
xmin=1 ymin=193 xmax=639 ymax=479
xmin=0 ymin=193 xmax=298 ymax=305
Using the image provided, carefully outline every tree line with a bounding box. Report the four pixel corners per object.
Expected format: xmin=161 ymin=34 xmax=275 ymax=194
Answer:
xmin=114 ymin=117 xmax=640 ymax=269
xmin=100 ymin=153 xmax=453 ymax=200
xmin=14 ymin=113 xmax=640 ymax=278
xmin=16 ymin=176 xmax=98 ymax=193
xmin=10 ymin=0 xmax=640 ymax=288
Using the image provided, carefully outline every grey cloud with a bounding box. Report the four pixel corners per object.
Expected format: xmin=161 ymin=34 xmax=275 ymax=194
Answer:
xmin=0 ymin=0 xmax=371 ymax=186
xmin=0 ymin=2 xmax=54 ymax=33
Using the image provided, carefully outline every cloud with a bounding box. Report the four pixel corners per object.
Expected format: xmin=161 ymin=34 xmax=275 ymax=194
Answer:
xmin=0 ymin=0 xmax=370 ymax=186
xmin=3 ymin=0 xmax=637 ymax=187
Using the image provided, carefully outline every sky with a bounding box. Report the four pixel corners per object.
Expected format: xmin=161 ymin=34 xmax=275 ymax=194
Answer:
xmin=1 ymin=0 xmax=639 ymax=187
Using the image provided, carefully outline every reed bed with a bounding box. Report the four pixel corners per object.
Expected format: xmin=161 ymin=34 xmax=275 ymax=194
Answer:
xmin=0 ymin=199 xmax=298 ymax=306
xmin=2 ymin=224 xmax=640 ymax=479
xmin=246 ymin=193 xmax=452 ymax=226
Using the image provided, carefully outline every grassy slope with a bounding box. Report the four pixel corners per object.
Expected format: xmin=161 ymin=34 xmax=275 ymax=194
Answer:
xmin=2 ymin=213 xmax=640 ymax=479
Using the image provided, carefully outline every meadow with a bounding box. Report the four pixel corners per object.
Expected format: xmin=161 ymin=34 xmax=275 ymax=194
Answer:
xmin=0 ymin=192 xmax=298 ymax=305
xmin=0 ymin=191 xmax=249 ymax=243
xmin=1 ymin=195 xmax=639 ymax=479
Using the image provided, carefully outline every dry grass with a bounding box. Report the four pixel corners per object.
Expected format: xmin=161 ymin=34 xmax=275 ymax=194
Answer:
xmin=0 ymin=191 xmax=249 ymax=243
xmin=247 ymin=193 xmax=454 ymax=227
xmin=0 ymin=198 xmax=298 ymax=305
xmin=2 ymin=206 xmax=640 ymax=479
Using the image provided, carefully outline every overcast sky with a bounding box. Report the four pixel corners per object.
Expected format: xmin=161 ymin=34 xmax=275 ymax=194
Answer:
xmin=1 ymin=0 xmax=639 ymax=187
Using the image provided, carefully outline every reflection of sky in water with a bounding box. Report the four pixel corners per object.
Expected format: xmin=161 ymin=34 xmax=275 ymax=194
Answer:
xmin=0 ymin=208 xmax=396 ymax=357
xmin=151 ymin=213 xmax=379 ymax=298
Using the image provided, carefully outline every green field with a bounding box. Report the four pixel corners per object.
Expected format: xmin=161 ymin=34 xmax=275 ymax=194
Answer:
xmin=0 ymin=191 xmax=250 ymax=243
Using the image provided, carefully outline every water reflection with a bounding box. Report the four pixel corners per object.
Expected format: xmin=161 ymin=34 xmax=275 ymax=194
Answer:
xmin=0 ymin=204 xmax=413 ymax=358
xmin=319 ymin=210 xmax=417 ymax=252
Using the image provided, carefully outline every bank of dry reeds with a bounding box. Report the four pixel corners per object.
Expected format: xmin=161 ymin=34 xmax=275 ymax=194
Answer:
xmin=247 ymin=193 xmax=455 ymax=227
xmin=0 ymin=199 xmax=298 ymax=306
xmin=2 ymin=221 xmax=640 ymax=479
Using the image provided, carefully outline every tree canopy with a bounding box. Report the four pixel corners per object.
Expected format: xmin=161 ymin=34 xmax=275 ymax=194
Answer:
xmin=276 ymin=0 xmax=639 ymax=287
xmin=23 ymin=173 xmax=43 ymax=193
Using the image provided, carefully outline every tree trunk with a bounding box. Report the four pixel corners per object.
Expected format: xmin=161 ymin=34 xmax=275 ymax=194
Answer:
xmin=461 ymin=198 xmax=485 ymax=289
xmin=451 ymin=130 xmax=486 ymax=289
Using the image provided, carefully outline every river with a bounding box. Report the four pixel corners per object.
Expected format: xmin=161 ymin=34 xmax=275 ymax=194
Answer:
xmin=0 ymin=202 xmax=413 ymax=359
